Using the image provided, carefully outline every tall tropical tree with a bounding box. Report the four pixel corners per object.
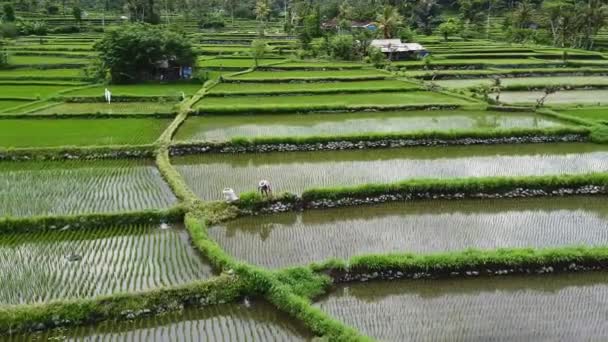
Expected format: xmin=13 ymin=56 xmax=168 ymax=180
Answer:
xmin=376 ymin=5 xmax=403 ymax=39
xmin=255 ymin=0 xmax=271 ymax=34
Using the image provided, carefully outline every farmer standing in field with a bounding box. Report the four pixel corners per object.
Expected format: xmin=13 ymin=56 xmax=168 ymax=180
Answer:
xmin=258 ymin=180 xmax=272 ymax=196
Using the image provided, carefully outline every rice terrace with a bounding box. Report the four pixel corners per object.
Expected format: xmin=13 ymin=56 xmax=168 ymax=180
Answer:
xmin=2 ymin=0 xmax=608 ymax=340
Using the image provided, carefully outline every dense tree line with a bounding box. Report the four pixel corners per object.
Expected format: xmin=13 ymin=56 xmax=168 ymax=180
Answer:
xmin=1 ymin=0 xmax=607 ymax=49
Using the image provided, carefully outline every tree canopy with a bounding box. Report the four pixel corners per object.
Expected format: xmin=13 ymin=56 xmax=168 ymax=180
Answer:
xmin=94 ymin=24 xmax=195 ymax=83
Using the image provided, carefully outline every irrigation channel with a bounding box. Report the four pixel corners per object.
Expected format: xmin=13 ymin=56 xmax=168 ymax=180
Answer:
xmin=173 ymin=143 xmax=608 ymax=200
xmin=0 ymin=224 xmax=213 ymax=304
xmin=0 ymin=159 xmax=177 ymax=217
xmin=2 ymin=301 xmax=312 ymax=341
xmin=209 ymin=196 xmax=608 ymax=268
xmin=314 ymin=272 xmax=608 ymax=341
xmin=175 ymin=110 xmax=567 ymax=142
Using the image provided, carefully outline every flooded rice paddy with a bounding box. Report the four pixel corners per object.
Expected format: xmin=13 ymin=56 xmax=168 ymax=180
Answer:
xmin=209 ymin=197 xmax=608 ymax=268
xmin=0 ymin=224 xmax=212 ymax=304
xmin=173 ymin=143 xmax=608 ymax=200
xmin=175 ymin=110 xmax=567 ymax=142
xmin=497 ymin=89 xmax=608 ymax=105
xmin=0 ymin=159 xmax=177 ymax=217
xmin=314 ymin=272 xmax=608 ymax=341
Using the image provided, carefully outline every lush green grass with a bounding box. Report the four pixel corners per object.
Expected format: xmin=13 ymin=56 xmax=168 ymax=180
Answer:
xmin=0 ymin=84 xmax=79 ymax=99
xmin=276 ymin=61 xmax=365 ymax=67
xmin=0 ymin=100 xmax=33 ymax=112
xmin=0 ymin=118 xmax=170 ymax=148
xmin=209 ymin=80 xmax=419 ymax=95
xmin=0 ymin=68 xmax=85 ymax=80
xmin=231 ymin=69 xmax=387 ymax=79
xmin=557 ymin=107 xmax=608 ymax=124
xmin=29 ymin=102 xmax=178 ymax=115
xmin=63 ymin=83 xmax=203 ymax=97
xmin=195 ymin=91 xmax=470 ymax=112
xmin=197 ymin=58 xmax=283 ymax=68
xmin=9 ymin=55 xmax=89 ymax=65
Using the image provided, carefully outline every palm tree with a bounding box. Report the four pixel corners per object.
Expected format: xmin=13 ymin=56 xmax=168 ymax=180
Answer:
xmin=376 ymin=5 xmax=403 ymax=39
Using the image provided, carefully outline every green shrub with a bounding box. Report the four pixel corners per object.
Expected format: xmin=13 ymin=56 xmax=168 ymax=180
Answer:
xmin=0 ymin=23 xmax=18 ymax=38
xmin=329 ymin=35 xmax=356 ymax=60
xmin=368 ymin=46 xmax=387 ymax=68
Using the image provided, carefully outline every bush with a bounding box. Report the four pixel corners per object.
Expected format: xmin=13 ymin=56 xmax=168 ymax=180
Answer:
xmin=17 ymin=21 xmax=47 ymax=36
xmin=199 ymin=14 xmax=225 ymax=29
xmin=398 ymin=26 xmax=415 ymax=42
xmin=0 ymin=49 xmax=8 ymax=67
xmin=46 ymin=4 xmax=59 ymax=14
xmin=49 ymin=25 xmax=81 ymax=34
xmin=329 ymin=34 xmax=356 ymax=60
xmin=0 ymin=23 xmax=18 ymax=38
xmin=2 ymin=4 xmax=15 ymax=22
xmin=368 ymin=46 xmax=387 ymax=67
xmin=195 ymin=69 xmax=210 ymax=83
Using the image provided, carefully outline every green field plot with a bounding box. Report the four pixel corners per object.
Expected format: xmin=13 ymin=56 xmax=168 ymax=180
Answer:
xmin=9 ymin=55 xmax=90 ymax=65
xmin=406 ymin=68 xmax=608 ymax=79
xmin=230 ymin=69 xmax=388 ymax=79
xmin=209 ymin=197 xmax=608 ymax=268
xmin=557 ymin=107 xmax=608 ymax=123
xmin=0 ymin=84 xmax=78 ymax=99
xmin=19 ymin=302 xmax=312 ymax=340
xmin=315 ymin=273 xmax=608 ymax=341
xmin=269 ymin=61 xmax=365 ymax=69
xmin=394 ymin=58 xmax=556 ymax=68
xmin=63 ymin=83 xmax=203 ymax=97
xmin=195 ymin=91 xmax=469 ymax=112
xmin=0 ymin=118 xmax=169 ymax=148
xmin=0 ymin=224 xmax=212 ymax=304
xmin=174 ymin=110 xmax=566 ymax=142
xmin=30 ymin=102 xmax=178 ymax=115
xmin=436 ymin=76 xmax=608 ymax=89
xmin=498 ymin=90 xmax=608 ymax=106
xmin=0 ymin=159 xmax=177 ymax=217
xmin=0 ymin=100 xmax=32 ymax=112
xmin=208 ymin=79 xmax=419 ymax=95
xmin=172 ymin=143 xmax=608 ymax=200
xmin=197 ymin=58 xmax=282 ymax=68
xmin=0 ymin=68 xmax=86 ymax=80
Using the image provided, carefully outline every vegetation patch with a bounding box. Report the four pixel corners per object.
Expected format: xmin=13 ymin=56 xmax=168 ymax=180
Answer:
xmin=0 ymin=159 xmax=177 ymax=217
xmin=0 ymin=118 xmax=170 ymax=148
xmin=0 ymin=223 xmax=213 ymax=304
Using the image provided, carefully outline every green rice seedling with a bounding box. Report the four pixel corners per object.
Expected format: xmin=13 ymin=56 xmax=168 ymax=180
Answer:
xmin=62 ymin=83 xmax=203 ymax=97
xmin=0 ymin=84 xmax=80 ymax=99
xmin=230 ymin=69 xmax=387 ymax=80
xmin=209 ymin=196 xmax=608 ymax=268
xmin=172 ymin=142 xmax=608 ymax=200
xmin=195 ymin=91 xmax=470 ymax=113
xmin=9 ymin=55 xmax=90 ymax=65
xmin=0 ymin=118 xmax=170 ymax=148
xmin=314 ymin=272 xmax=608 ymax=341
xmin=208 ymin=80 xmax=419 ymax=96
xmin=0 ymin=100 xmax=32 ymax=113
xmin=0 ymin=224 xmax=212 ymax=304
xmin=0 ymin=68 xmax=86 ymax=81
xmin=0 ymin=159 xmax=177 ymax=217
xmin=29 ymin=102 xmax=178 ymax=116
